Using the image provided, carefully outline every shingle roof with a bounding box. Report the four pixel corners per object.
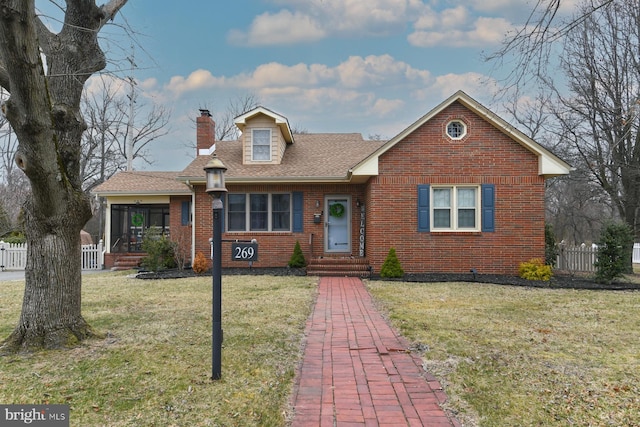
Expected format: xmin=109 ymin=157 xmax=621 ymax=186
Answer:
xmin=92 ymin=171 xmax=191 ymax=195
xmin=179 ymin=133 xmax=386 ymax=183
xmin=92 ymin=134 xmax=386 ymax=195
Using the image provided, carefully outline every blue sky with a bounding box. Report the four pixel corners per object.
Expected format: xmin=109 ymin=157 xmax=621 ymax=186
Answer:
xmin=49 ymin=0 xmax=576 ymax=171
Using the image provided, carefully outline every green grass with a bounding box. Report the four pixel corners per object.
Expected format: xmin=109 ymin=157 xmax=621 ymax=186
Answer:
xmin=3 ymin=272 xmax=640 ymax=426
xmin=366 ymin=280 xmax=640 ymax=426
xmin=0 ymin=272 xmax=316 ymax=427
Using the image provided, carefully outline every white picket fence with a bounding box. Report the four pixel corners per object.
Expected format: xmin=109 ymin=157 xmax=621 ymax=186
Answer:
xmin=0 ymin=240 xmax=104 ymax=271
xmin=556 ymin=242 xmax=640 ymax=272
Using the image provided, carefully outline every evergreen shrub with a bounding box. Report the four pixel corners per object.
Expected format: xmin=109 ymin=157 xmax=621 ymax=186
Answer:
xmin=380 ymin=247 xmax=404 ymax=278
xmin=288 ymin=240 xmax=306 ymax=268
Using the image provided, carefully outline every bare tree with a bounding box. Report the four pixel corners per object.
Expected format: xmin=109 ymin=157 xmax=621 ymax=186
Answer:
xmin=214 ymin=93 xmax=260 ymax=141
xmin=493 ymin=0 xmax=640 ymax=255
xmin=0 ymin=0 xmax=128 ymax=353
xmin=116 ymin=84 xmax=171 ymax=171
xmin=487 ymin=0 xmax=617 ymax=93
xmin=81 ymin=75 xmax=170 ymax=192
xmin=551 ymin=1 xmax=640 ymax=240
xmin=81 ymin=76 xmax=126 ymax=192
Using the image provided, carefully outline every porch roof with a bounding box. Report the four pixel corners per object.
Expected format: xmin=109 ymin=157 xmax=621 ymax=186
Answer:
xmin=179 ymin=133 xmax=385 ymax=184
xmin=92 ymin=171 xmax=192 ymax=196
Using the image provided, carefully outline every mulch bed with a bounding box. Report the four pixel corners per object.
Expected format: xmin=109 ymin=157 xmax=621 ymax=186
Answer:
xmin=400 ymin=272 xmax=640 ymax=291
xmin=135 ymin=267 xmax=640 ymax=291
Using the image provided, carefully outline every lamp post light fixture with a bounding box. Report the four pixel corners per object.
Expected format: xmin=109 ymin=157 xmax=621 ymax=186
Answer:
xmin=203 ymin=154 xmax=227 ymax=380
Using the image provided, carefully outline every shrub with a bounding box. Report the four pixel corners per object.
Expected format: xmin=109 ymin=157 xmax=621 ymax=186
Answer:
xmin=545 ymin=223 xmax=559 ymax=266
xmin=288 ymin=240 xmax=306 ymax=268
xmin=594 ymin=221 xmax=634 ymax=284
xmin=192 ymin=252 xmax=209 ymax=274
xmin=380 ymin=247 xmax=404 ymax=278
xmin=141 ymin=228 xmax=177 ymax=272
xmin=1 ymin=232 xmax=26 ymax=244
xmin=519 ymin=258 xmax=553 ymax=281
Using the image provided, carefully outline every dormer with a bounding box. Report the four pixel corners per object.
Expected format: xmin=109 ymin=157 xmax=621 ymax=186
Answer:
xmin=234 ymin=107 xmax=294 ymax=165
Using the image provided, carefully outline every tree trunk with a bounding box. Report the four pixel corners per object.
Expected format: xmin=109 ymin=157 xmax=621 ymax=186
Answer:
xmin=0 ymin=0 xmax=128 ymax=353
xmin=3 ymin=214 xmax=96 ymax=351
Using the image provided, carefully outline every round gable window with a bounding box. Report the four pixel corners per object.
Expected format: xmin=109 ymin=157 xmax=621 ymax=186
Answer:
xmin=446 ymin=120 xmax=467 ymax=140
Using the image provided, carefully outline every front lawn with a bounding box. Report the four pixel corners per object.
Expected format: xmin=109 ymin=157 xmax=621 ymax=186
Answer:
xmin=367 ymin=280 xmax=640 ymax=426
xmin=0 ymin=272 xmax=316 ymax=426
xmin=2 ymin=273 xmax=638 ymax=426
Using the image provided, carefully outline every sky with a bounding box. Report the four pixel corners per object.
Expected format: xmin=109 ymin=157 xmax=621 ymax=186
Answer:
xmin=46 ymin=0 xmax=576 ymax=171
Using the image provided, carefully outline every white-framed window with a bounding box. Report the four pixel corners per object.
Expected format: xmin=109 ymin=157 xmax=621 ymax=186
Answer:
xmin=227 ymin=193 xmax=291 ymax=232
xmin=432 ymin=186 xmax=479 ymax=231
xmin=252 ymin=129 xmax=271 ymax=161
xmin=446 ymin=120 xmax=467 ymax=140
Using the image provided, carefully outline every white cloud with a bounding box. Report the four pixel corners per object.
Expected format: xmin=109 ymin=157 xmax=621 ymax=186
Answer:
xmin=228 ymin=1 xmax=520 ymax=49
xmin=148 ymin=56 xmax=498 ymax=164
xmin=409 ymin=15 xmax=513 ymax=48
xmin=370 ymin=98 xmax=405 ymax=116
xmin=432 ymin=72 xmax=497 ymax=100
xmin=178 ymin=55 xmax=433 ymax=96
xmin=227 ymin=10 xmax=325 ymax=46
xmin=228 ymin=0 xmax=426 ymax=46
xmin=164 ymin=69 xmax=225 ymax=98
xmin=240 ymin=62 xmax=332 ymax=88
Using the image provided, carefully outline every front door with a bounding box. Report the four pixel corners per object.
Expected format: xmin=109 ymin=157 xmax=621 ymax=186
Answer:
xmin=128 ymin=208 xmax=148 ymax=252
xmin=325 ymin=196 xmax=351 ymax=253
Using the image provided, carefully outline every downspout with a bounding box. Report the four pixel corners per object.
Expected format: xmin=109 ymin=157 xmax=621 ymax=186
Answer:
xmin=186 ymin=180 xmax=196 ymax=265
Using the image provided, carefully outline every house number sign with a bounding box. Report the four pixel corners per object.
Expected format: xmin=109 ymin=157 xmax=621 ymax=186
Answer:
xmin=231 ymin=242 xmax=258 ymax=261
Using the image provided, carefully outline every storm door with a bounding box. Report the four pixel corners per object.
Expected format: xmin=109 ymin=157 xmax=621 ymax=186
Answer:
xmin=324 ymin=196 xmax=351 ymax=253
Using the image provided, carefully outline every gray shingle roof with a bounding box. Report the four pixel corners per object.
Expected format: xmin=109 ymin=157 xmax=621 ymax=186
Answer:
xmin=92 ymin=133 xmax=385 ymax=195
xmin=92 ymin=171 xmax=191 ymax=195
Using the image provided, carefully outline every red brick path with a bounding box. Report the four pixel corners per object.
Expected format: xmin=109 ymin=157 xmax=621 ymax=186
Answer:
xmin=289 ymin=277 xmax=459 ymax=426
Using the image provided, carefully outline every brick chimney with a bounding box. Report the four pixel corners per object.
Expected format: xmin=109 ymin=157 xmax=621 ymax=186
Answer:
xmin=196 ymin=109 xmax=215 ymax=155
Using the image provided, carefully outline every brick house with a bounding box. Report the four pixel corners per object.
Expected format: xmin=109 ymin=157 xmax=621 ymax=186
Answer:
xmin=93 ymin=91 xmax=571 ymax=275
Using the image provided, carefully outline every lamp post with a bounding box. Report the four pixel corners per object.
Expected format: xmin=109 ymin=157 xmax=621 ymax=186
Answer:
xmin=204 ymin=154 xmax=227 ymax=380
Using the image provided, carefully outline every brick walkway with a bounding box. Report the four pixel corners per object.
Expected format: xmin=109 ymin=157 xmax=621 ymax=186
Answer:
xmin=289 ymin=277 xmax=459 ymax=427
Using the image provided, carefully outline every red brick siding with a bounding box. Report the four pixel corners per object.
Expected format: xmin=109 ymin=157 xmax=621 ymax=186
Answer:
xmin=169 ymin=196 xmax=193 ymax=265
xmin=365 ymin=102 xmax=545 ymax=275
xmin=193 ymin=183 xmax=366 ymax=268
xmin=186 ymin=101 xmax=547 ymax=275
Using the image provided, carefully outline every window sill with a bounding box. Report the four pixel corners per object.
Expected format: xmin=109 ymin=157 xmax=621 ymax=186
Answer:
xmin=429 ymin=231 xmax=483 ymax=236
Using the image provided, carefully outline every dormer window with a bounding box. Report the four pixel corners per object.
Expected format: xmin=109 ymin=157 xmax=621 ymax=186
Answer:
xmin=252 ymin=129 xmax=271 ymax=161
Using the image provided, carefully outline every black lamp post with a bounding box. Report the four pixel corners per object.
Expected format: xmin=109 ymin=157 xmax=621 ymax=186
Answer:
xmin=203 ymin=154 xmax=227 ymax=380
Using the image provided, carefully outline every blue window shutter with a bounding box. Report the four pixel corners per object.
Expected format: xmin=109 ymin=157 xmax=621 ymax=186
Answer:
xmin=292 ymin=191 xmax=303 ymax=232
xmin=181 ymin=201 xmax=190 ymax=226
xmin=482 ymin=184 xmax=495 ymax=232
xmin=417 ymin=185 xmax=430 ymax=232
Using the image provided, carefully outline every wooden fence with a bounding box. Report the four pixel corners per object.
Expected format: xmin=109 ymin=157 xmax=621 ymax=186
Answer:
xmin=0 ymin=240 xmax=104 ymax=271
xmin=556 ymin=243 xmax=640 ymax=272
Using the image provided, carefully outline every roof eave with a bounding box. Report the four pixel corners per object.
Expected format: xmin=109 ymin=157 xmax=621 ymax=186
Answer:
xmin=92 ymin=190 xmax=192 ymax=197
xmin=228 ymin=176 xmax=353 ymax=184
